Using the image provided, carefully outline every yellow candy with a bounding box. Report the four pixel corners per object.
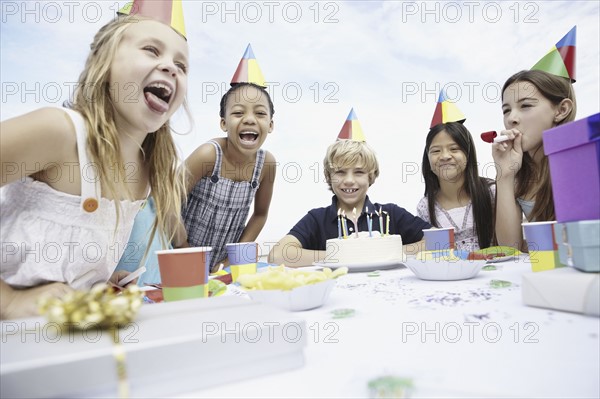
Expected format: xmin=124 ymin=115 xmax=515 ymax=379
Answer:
xmin=237 ymin=265 xmax=348 ymax=291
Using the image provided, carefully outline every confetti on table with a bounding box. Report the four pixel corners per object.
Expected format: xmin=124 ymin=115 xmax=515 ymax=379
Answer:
xmin=490 ymin=279 xmax=512 ymax=288
xmin=331 ymin=308 xmax=356 ymax=319
xmin=465 ymin=313 xmax=490 ymax=321
xmin=368 ymin=375 xmax=414 ymax=398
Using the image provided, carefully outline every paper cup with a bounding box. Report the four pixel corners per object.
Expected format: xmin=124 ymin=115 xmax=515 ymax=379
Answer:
xmin=226 ymin=242 xmax=259 ymax=265
xmin=522 ymin=221 xmax=561 ymax=272
xmin=156 ymin=247 xmax=212 ymax=301
xmin=522 ymin=221 xmax=558 ymax=251
xmin=423 ymin=227 xmax=455 ymax=251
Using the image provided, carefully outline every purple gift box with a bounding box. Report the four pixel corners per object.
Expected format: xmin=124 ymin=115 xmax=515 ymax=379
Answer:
xmin=543 ymin=113 xmax=600 ymax=222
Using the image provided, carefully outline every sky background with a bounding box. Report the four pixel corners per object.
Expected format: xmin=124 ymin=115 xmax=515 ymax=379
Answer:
xmin=1 ymin=0 xmax=599 ymax=246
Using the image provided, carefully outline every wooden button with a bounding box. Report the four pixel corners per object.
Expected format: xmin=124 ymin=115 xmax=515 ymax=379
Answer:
xmin=82 ymin=198 xmax=98 ymax=213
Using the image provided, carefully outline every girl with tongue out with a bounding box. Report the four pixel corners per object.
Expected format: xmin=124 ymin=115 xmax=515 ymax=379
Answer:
xmin=183 ymin=82 xmax=276 ymax=272
xmin=0 ymin=15 xmax=189 ymax=319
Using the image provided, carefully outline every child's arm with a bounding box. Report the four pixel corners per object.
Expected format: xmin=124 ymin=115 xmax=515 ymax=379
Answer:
xmin=183 ymin=142 xmax=217 ymax=194
xmin=404 ymin=239 xmax=425 ymax=255
xmin=268 ymin=235 xmax=326 ymax=267
xmin=238 ymin=152 xmax=277 ymax=243
xmin=0 ymin=280 xmax=73 ymax=320
xmin=492 ymin=130 xmax=526 ymax=249
xmin=390 ymin=204 xmax=431 ymax=250
xmin=495 ymin=178 xmax=525 ymax=249
xmin=416 ymin=197 xmax=431 ymax=223
xmin=1 ymin=108 xmax=75 ymax=187
xmin=177 ymin=143 xmax=216 ymax=249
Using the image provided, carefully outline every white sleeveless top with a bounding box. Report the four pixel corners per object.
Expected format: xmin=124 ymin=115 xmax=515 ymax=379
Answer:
xmin=0 ymin=108 xmax=143 ymax=290
xmin=416 ymin=184 xmax=497 ymax=251
xmin=517 ymin=198 xmax=535 ymax=221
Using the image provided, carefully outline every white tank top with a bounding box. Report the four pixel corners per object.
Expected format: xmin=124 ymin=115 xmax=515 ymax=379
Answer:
xmin=0 ymin=108 xmax=143 ymax=290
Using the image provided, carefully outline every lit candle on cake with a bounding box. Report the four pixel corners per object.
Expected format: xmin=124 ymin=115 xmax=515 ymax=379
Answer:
xmin=352 ymin=207 xmax=359 ymax=238
xmin=337 ymin=208 xmax=342 ymax=239
xmin=383 ymin=210 xmax=390 ymax=236
xmin=378 ymin=206 xmax=384 ymax=235
xmin=341 ymin=210 xmax=348 ymax=239
xmin=366 ymin=206 xmax=372 ymax=237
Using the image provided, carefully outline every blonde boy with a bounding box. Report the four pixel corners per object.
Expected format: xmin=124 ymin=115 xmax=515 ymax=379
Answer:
xmin=269 ymin=140 xmax=429 ymax=266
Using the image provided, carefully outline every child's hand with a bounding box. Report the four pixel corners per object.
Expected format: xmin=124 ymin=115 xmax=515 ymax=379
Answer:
xmin=492 ymin=129 xmax=523 ymax=179
xmin=1 ymin=282 xmax=72 ymax=320
xmin=211 ymin=258 xmax=230 ymax=273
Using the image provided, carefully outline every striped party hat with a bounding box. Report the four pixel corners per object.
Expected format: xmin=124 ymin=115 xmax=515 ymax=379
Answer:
xmin=430 ymin=89 xmax=466 ymax=129
xmin=531 ymin=26 xmax=576 ymax=82
xmin=337 ymin=108 xmax=366 ymax=142
xmin=230 ymin=44 xmax=266 ymax=87
xmin=117 ymin=0 xmax=186 ymax=39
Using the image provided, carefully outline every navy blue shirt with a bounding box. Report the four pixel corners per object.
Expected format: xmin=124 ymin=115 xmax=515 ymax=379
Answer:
xmin=289 ymin=195 xmax=431 ymax=250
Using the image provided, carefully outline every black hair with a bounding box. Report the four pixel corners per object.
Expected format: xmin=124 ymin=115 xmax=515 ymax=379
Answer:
xmin=421 ymin=122 xmax=495 ymax=249
xmin=219 ymin=83 xmax=275 ymax=118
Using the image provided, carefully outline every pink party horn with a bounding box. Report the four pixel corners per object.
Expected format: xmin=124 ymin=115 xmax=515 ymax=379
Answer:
xmin=481 ymin=131 xmax=510 ymax=143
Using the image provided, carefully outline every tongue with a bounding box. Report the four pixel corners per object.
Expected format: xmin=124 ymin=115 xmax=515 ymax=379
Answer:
xmin=240 ymin=134 xmax=256 ymax=142
xmin=145 ymin=92 xmax=168 ymax=113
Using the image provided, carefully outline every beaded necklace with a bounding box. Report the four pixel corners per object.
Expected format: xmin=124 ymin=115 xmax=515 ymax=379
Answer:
xmin=435 ymin=202 xmax=472 ymax=233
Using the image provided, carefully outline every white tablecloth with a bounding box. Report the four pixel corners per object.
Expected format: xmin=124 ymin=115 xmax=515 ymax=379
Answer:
xmin=190 ymin=258 xmax=600 ymax=398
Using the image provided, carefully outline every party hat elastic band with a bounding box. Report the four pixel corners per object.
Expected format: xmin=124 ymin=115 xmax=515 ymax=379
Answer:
xmin=337 ymin=108 xmax=366 ymax=142
xmin=231 ymin=44 xmax=266 ymax=87
xmin=531 ymin=26 xmax=576 ymax=82
xmin=430 ymin=89 xmax=466 ymax=128
xmin=118 ymin=0 xmax=186 ymax=39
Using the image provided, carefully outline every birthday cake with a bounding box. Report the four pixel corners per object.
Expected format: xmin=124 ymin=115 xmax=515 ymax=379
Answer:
xmin=323 ymin=231 xmax=404 ymax=265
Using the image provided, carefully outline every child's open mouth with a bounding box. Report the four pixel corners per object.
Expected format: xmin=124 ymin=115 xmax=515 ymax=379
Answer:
xmin=239 ymin=131 xmax=259 ymax=143
xmin=144 ymin=81 xmax=173 ymax=113
xmin=341 ymin=188 xmax=358 ymax=193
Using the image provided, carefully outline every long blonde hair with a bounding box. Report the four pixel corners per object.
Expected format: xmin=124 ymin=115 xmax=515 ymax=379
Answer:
xmin=72 ymin=15 xmax=188 ymax=248
xmin=502 ymin=70 xmax=577 ymax=222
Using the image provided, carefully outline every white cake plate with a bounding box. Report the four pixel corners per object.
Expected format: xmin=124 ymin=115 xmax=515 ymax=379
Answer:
xmin=313 ymin=260 xmax=405 ymax=273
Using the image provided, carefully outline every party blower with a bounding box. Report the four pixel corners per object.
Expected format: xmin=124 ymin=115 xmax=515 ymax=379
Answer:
xmin=481 ymin=131 xmax=511 ymax=143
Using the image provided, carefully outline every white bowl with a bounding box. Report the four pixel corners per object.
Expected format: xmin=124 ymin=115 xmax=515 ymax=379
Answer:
xmin=245 ymin=279 xmax=336 ymax=311
xmin=405 ymin=258 xmax=486 ymax=281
